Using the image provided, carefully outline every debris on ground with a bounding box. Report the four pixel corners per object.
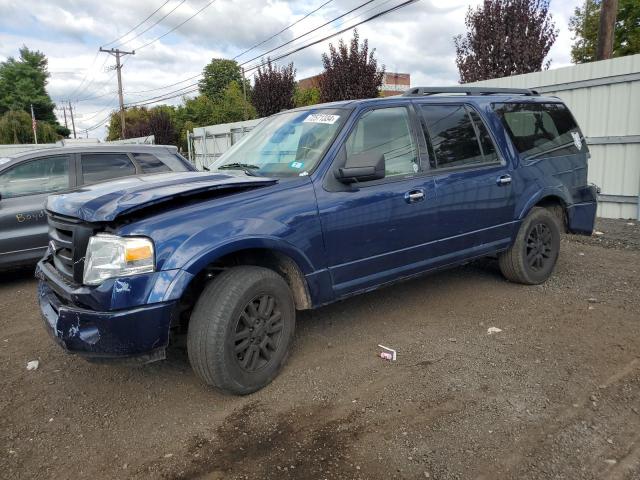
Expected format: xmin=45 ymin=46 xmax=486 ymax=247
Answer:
xmin=26 ymin=360 xmax=39 ymax=371
xmin=487 ymin=327 xmax=502 ymax=335
xmin=594 ymin=231 xmax=605 ymax=236
xmin=378 ymin=344 xmax=397 ymax=361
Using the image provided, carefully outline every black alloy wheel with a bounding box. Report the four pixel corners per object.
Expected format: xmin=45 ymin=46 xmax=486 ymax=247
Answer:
xmin=233 ymin=294 xmax=284 ymax=372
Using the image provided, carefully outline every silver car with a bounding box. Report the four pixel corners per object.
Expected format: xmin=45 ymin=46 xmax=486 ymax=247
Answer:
xmin=0 ymin=145 xmax=195 ymax=269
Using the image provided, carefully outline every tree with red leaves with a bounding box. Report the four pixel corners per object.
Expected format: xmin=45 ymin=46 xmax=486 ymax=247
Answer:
xmin=454 ymin=0 xmax=558 ymax=83
xmin=252 ymin=60 xmax=296 ymax=117
xmin=318 ymin=29 xmax=384 ymax=102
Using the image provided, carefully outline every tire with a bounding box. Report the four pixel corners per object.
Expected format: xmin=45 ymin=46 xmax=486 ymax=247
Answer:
xmin=187 ymin=266 xmax=296 ymax=395
xmin=499 ymin=207 xmax=561 ymax=285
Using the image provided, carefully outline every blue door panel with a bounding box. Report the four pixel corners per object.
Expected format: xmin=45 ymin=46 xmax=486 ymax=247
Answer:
xmin=315 ymin=177 xmax=437 ymax=296
xmin=432 ymin=164 xmax=516 ymax=256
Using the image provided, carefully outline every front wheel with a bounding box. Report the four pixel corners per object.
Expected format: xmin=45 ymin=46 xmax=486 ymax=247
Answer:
xmin=187 ymin=266 xmax=296 ymax=395
xmin=499 ymin=207 xmax=561 ymax=285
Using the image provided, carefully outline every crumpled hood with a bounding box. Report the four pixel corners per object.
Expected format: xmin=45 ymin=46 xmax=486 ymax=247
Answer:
xmin=46 ymin=171 xmax=277 ymax=222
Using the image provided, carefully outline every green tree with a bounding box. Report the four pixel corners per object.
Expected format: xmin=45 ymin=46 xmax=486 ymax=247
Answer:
xmin=0 ymin=46 xmax=57 ymax=122
xmin=569 ymin=0 xmax=640 ymax=63
xmin=293 ymin=86 xmax=321 ymax=108
xmin=214 ymin=81 xmax=256 ymax=123
xmin=0 ymin=110 xmax=59 ymax=144
xmin=173 ymin=83 xmax=256 ymax=150
xmin=106 ymin=107 xmax=151 ymax=140
xmin=106 ymin=105 xmax=179 ymax=145
xmin=198 ymin=59 xmax=250 ymax=100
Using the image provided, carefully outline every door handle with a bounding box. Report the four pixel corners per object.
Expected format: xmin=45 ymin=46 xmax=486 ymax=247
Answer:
xmin=497 ymin=175 xmax=512 ymax=186
xmin=404 ymin=189 xmax=425 ymax=203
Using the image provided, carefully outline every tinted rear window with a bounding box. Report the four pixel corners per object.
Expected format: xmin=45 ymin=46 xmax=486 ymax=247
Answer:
xmin=493 ymin=103 xmax=584 ymax=159
xmin=132 ymin=153 xmax=172 ymax=173
xmin=420 ymin=104 xmax=499 ymax=168
xmin=81 ymin=153 xmax=136 ymax=184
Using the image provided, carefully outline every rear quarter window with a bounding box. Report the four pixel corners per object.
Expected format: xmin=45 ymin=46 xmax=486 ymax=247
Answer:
xmin=493 ymin=103 xmax=585 ymax=159
xmin=135 ymin=151 xmax=190 ymax=173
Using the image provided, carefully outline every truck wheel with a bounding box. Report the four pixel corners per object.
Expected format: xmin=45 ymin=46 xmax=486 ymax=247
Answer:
xmin=499 ymin=207 xmax=561 ymax=285
xmin=187 ymin=266 xmax=295 ymax=395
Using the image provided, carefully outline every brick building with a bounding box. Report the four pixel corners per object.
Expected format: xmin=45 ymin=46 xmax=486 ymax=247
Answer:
xmin=297 ymin=72 xmax=411 ymax=97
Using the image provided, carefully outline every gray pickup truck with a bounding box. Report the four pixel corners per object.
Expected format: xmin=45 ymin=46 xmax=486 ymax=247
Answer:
xmin=0 ymin=145 xmax=194 ymax=269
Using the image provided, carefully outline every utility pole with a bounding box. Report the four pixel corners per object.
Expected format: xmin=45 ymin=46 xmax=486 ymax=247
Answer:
xmin=68 ymin=101 xmax=77 ymax=139
xmin=596 ymin=0 xmax=618 ymax=60
xmin=30 ymin=104 xmax=38 ymax=144
xmin=241 ymin=67 xmax=248 ymax=121
xmin=62 ymin=105 xmax=68 ymax=129
xmin=99 ymin=47 xmax=135 ymax=139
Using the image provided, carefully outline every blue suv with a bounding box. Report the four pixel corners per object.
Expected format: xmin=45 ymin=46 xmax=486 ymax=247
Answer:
xmin=36 ymin=87 xmax=597 ymax=394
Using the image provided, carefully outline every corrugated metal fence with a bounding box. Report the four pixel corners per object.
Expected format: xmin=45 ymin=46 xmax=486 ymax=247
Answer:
xmin=188 ymin=119 xmax=263 ymax=170
xmin=469 ymin=54 xmax=640 ymax=220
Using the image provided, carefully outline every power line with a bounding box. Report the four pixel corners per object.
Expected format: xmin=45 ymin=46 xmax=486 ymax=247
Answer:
xmin=125 ymin=74 xmax=201 ymax=94
xmin=119 ymin=0 xmax=339 ymax=98
xmin=241 ymin=0 xmax=397 ymax=71
xmin=102 ymin=0 xmax=173 ymax=48
xmin=63 ymin=56 xmax=127 ymax=104
xmin=134 ymin=0 xmax=219 ymax=51
xmin=239 ymin=0 xmax=378 ymax=69
xmin=125 ymin=0 xmax=419 ymax=107
xmin=99 ymin=48 xmax=136 ymax=138
xmin=65 ymin=55 xmax=110 ymax=102
xmin=232 ymin=0 xmax=335 ymax=60
xmin=66 ymin=49 xmax=100 ymax=100
xmin=124 ymin=0 xmax=385 ymax=106
xmin=116 ymin=0 xmax=187 ymax=48
xmin=243 ymin=0 xmax=408 ymax=72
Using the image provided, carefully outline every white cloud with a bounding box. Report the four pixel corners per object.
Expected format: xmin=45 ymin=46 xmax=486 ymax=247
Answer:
xmin=0 ymin=0 xmax=583 ymax=138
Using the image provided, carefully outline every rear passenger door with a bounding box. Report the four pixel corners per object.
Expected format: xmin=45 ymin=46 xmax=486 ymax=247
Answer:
xmin=418 ymin=103 xmax=516 ymax=257
xmin=78 ymin=152 xmax=137 ymax=185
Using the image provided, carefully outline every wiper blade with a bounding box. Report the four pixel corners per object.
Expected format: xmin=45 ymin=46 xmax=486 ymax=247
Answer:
xmin=218 ymin=162 xmax=260 ymax=170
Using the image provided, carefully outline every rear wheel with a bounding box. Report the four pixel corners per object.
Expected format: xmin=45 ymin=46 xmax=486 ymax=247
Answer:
xmin=187 ymin=266 xmax=295 ymax=395
xmin=499 ymin=207 xmax=561 ymax=285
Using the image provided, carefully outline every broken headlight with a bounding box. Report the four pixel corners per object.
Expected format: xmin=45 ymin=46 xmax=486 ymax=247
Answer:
xmin=83 ymin=234 xmax=155 ymax=285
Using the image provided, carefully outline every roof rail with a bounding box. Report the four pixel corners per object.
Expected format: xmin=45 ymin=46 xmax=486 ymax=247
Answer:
xmin=402 ymin=86 xmax=539 ymax=97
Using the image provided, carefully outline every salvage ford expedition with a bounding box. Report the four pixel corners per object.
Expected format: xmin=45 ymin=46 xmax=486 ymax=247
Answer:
xmin=36 ymin=87 xmax=598 ymax=395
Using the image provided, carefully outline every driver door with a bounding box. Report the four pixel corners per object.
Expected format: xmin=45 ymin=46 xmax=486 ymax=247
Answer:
xmin=314 ymin=105 xmax=438 ymax=297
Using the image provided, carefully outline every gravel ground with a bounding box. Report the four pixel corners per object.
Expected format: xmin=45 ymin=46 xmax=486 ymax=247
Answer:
xmin=1 ymin=219 xmax=639 ymax=480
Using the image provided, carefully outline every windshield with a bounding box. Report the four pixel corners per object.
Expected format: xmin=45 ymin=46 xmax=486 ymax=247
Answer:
xmin=210 ymin=108 xmax=348 ymax=177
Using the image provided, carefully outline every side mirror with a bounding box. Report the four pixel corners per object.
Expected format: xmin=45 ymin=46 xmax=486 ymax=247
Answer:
xmin=335 ymin=151 xmax=385 ymax=184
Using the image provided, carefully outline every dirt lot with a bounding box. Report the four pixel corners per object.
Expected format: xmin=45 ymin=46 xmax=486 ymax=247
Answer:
xmin=1 ymin=219 xmax=639 ymax=480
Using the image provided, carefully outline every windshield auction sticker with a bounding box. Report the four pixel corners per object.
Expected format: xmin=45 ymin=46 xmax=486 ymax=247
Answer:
xmin=303 ymin=113 xmax=340 ymax=124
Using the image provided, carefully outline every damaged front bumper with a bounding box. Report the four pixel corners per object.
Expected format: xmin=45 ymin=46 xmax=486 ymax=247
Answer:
xmin=36 ymin=262 xmax=182 ymax=362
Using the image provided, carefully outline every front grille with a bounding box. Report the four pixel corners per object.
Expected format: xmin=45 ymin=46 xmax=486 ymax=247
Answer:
xmin=48 ymin=214 xmax=97 ymax=284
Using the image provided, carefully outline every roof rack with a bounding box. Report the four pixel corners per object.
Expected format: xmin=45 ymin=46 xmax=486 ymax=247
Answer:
xmin=402 ymin=86 xmax=539 ymax=97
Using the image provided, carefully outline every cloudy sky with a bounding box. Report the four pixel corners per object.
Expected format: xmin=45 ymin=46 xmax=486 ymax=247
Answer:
xmin=0 ymin=0 xmax=581 ymax=138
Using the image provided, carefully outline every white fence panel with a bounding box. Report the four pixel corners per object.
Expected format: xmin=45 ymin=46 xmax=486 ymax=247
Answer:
xmin=468 ymin=54 xmax=640 ymax=219
xmin=188 ymin=119 xmax=263 ymax=170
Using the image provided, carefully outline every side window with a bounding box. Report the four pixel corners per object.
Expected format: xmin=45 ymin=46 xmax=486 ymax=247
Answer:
xmin=0 ymin=155 xmax=70 ymax=198
xmin=345 ymin=107 xmax=418 ymax=178
xmin=132 ymin=153 xmax=171 ymax=174
xmin=420 ymin=104 xmax=498 ymax=169
xmin=493 ymin=103 xmax=583 ymax=159
xmin=81 ymin=153 xmax=136 ymax=184
xmin=468 ymin=110 xmax=499 ymax=163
